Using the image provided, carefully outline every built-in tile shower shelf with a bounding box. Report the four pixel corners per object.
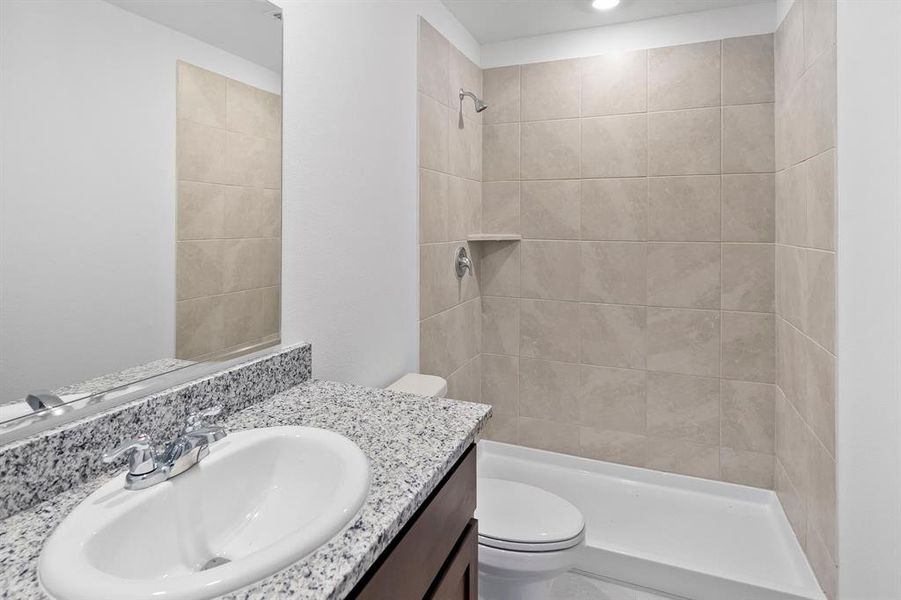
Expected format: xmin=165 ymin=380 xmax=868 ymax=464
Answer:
xmin=466 ymin=233 xmax=522 ymax=242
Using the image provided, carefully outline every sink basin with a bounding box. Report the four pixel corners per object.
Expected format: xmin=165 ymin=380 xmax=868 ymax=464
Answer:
xmin=39 ymin=426 xmax=370 ymax=600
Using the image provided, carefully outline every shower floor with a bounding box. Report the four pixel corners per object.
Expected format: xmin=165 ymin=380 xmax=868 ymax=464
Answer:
xmin=477 ymin=441 xmax=825 ymax=600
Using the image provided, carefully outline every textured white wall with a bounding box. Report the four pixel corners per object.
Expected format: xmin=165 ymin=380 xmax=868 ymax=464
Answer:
xmin=481 ymin=2 xmax=777 ymax=68
xmin=0 ymin=0 xmax=278 ymax=403
xmin=836 ymin=2 xmax=901 ymax=597
xmin=277 ymin=0 xmax=478 ymax=387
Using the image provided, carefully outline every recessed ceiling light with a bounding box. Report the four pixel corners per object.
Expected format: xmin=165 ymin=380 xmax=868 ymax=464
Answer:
xmin=592 ymin=0 xmax=620 ymax=10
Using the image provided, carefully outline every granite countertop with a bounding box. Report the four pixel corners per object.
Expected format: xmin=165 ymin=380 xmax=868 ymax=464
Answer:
xmin=0 ymin=379 xmax=491 ymax=600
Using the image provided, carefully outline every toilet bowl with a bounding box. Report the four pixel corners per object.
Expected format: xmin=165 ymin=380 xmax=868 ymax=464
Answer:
xmin=386 ymin=373 xmax=447 ymax=397
xmin=476 ymin=478 xmax=584 ymax=600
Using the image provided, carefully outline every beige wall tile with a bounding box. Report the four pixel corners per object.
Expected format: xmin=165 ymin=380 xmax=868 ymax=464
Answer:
xmin=177 ymin=119 xmax=227 ymax=183
xmin=420 ymin=243 xmax=456 ymax=318
xmin=220 ymin=238 xmax=280 ymax=292
xmin=521 ymin=241 xmax=581 ymax=301
xmin=420 ymin=301 xmax=476 ymax=378
xmin=646 ymin=437 xmax=720 ymax=479
xmin=581 ymin=50 xmax=648 ymax=117
xmin=722 ymin=34 xmax=775 ymax=106
xmin=177 ymin=240 xmax=224 ymax=299
xmin=259 ymin=189 xmax=282 ymax=238
xmin=580 ymin=303 xmax=646 ymax=369
xmin=803 ymin=0 xmax=836 ymax=68
xmin=723 ymin=103 xmax=775 ymax=174
xmin=419 ymin=94 xmax=448 ymax=172
xmin=775 ymin=456 xmax=807 ymax=547
xmin=581 ymin=178 xmax=648 ymax=241
xmin=806 ymin=528 xmax=837 ymax=600
xmin=776 ymin=160 xmax=809 ymax=246
xmin=483 ymin=123 xmax=520 ymax=181
xmin=520 ymin=358 xmax=580 ymax=422
xmin=580 ymin=428 xmax=648 ymax=467
xmin=480 ymin=240 xmax=521 ymax=297
xmin=579 ymin=365 xmax=646 ymax=433
xmin=521 ymin=59 xmax=581 ymax=121
xmin=648 ymin=108 xmax=720 ymax=176
xmin=778 ymin=317 xmax=808 ymax=418
xmin=776 ymin=244 xmax=808 ymax=330
xmin=806 ymin=149 xmax=835 ymax=251
xmin=805 ymin=249 xmax=835 ymax=352
xmin=520 ymin=299 xmax=581 ymax=362
xmin=482 ymin=296 xmax=519 ymax=356
xmin=448 ymin=46 xmax=482 ymax=122
xmin=482 ymin=296 xmax=520 ymax=356
xmin=720 ymin=448 xmax=774 ymax=488
xmin=648 ymin=41 xmax=721 ymax=111
xmin=481 ymin=353 xmax=519 ymax=415
xmin=447 ymin=177 xmax=481 ymax=241
xmin=482 ymin=412 xmax=518 ymax=444
xmin=648 ymin=176 xmax=721 ymax=242
xmin=580 ymin=242 xmax=647 ymax=305
xmin=521 ymin=180 xmax=581 ymax=239
xmin=519 ymin=417 xmax=580 ymax=455
xmin=176 ymin=296 xmax=224 ymax=359
xmin=647 ymin=243 xmax=721 ymax=309
xmin=447 ymin=356 xmax=482 ymax=403
xmin=775 ymin=1 xmax=804 ymax=101
xmin=178 ymin=181 xmax=225 ymax=240
xmin=804 ymin=335 xmax=835 ymax=456
xmin=647 ymin=371 xmax=719 ymax=445
xmin=226 ymin=79 xmax=281 ymax=141
xmin=482 ymin=181 xmax=520 ymax=234
xmin=807 ymin=433 xmax=837 ymax=561
xmin=177 ymin=62 xmax=226 ymax=128
xmin=721 ymin=379 xmax=775 ymax=453
xmin=483 ymin=65 xmax=521 ymax=125
xmin=582 ymin=114 xmax=648 ymax=178
xmin=722 ymin=243 xmax=775 ymax=312
xmin=448 ymin=115 xmax=481 ymax=180
xmin=225 ymin=131 xmax=280 ymax=189
xmin=722 ymin=174 xmax=775 ymax=243
xmin=722 ymin=311 xmax=775 ymax=383
xmin=647 ymin=308 xmax=720 ymax=377
xmin=418 ymin=18 xmax=449 ymax=104
xmin=420 ymin=169 xmax=448 ymax=243
xmin=521 ymin=119 xmax=581 ymax=180
xmin=803 ymin=47 xmax=836 ymax=162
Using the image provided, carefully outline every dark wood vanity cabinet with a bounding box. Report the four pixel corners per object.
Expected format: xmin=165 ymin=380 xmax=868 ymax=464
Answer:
xmin=351 ymin=445 xmax=478 ymax=600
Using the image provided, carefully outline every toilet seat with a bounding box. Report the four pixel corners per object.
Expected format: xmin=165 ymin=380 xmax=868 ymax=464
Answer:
xmin=476 ymin=478 xmax=585 ymax=553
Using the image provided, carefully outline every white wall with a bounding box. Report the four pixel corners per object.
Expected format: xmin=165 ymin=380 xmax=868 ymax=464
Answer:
xmin=277 ymin=0 xmax=478 ymax=387
xmin=836 ymin=2 xmax=901 ymax=598
xmin=0 ymin=0 xmax=279 ymax=403
xmin=481 ymin=2 xmax=776 ymax=68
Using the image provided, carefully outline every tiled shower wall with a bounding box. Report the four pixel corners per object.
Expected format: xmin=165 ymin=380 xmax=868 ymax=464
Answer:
xmin=175 ymin=62 xmax=282 ymax=361
xmin=773 ymin=0 xmax=837 ymax=596
xmin=477 ymin=37 xmax=778 ymax=488
xmin=418 ymin=20 xmax=483 ymax=400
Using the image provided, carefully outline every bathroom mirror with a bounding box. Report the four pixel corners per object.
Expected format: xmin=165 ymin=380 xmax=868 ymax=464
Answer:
xmin=0 ymin=0 xmax=283 ymax=440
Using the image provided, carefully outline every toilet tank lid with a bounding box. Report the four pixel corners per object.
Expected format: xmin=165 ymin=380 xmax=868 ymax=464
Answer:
xmin=386 ymin=373 xmax=447 ymax=397
xmin=475 ymin=478 xmax=584 ymax=545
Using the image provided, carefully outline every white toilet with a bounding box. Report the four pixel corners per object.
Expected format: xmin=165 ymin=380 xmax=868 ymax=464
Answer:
xmin=385 ymin=374 xmax=584 ymax=600
xmin=475 ymin=478 xmax=584 ymax=600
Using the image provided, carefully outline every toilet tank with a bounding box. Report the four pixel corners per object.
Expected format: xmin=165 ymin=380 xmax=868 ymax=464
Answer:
xmin=386 ymin=373 xmax=447 ymax=397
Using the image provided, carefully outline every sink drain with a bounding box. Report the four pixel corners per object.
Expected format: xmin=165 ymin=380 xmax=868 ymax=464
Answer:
xmin=200 ymin=556 xmax=231 ymax=571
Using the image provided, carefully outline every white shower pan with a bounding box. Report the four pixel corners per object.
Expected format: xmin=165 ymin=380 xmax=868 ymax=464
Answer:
xmin=477 ymin=441 xmax=825 ymax=600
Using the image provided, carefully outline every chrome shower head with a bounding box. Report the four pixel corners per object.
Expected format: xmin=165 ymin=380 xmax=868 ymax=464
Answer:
xmin=459 ymin=89 xmax=488 ymax=113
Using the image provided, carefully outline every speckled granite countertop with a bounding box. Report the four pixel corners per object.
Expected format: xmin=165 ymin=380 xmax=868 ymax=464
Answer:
xmin=0 ymin=379 xmax=491 ymax=600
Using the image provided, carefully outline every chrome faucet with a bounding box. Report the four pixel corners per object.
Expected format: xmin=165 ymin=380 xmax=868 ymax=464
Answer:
xmin=103 ymin=406 xmax=227 ymax=491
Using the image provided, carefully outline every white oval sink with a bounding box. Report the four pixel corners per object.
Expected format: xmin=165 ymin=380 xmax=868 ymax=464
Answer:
xmin=39 ymin=426 xmax=370 ymax=600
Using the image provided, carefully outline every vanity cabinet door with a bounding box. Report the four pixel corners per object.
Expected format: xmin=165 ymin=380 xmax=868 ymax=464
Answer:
xmin=426 ymin=519 xmax=478 ymax=600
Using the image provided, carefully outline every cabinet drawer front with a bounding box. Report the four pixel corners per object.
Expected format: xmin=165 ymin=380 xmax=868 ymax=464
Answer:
xmin=426 ymin=519 xmax=478 ymax=600
xmin=353 ymin=445 xmax=476 ymax=600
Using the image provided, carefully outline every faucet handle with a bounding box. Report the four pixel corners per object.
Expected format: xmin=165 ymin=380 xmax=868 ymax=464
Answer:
xmin=103 ymin=436 xmax=158 ymax=476
xmin=184 ymin=405 xmax=222 ymax=432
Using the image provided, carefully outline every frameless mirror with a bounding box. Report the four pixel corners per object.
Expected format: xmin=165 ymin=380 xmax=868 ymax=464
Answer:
xmin=0 ymin=0 xmax=283 ymax=441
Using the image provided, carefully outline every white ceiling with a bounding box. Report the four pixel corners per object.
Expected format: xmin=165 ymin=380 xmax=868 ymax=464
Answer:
xmin=442 ymin=0 xmax=772 ymax=44
xmin=107 ymin=0 xmax=283 ymax=72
